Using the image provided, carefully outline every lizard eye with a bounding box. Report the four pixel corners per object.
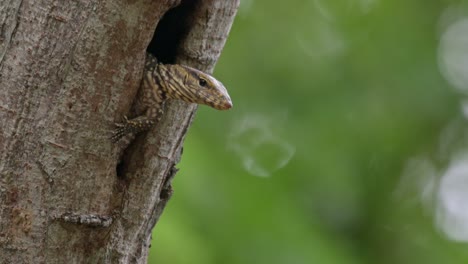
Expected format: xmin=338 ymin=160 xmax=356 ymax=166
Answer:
xmin=198 ymin=77 xmax=207 ymax=87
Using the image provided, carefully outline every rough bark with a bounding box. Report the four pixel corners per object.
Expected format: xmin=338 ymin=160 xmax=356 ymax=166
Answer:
xmin=0 ymin=0 xmax=239 ymax=263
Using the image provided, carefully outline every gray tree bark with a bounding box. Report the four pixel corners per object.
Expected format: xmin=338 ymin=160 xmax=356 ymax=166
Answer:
xmin=0 ymin=0 xmax=239 ymax=263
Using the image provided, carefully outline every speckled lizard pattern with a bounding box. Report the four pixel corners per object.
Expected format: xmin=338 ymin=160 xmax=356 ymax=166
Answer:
xmin=112 ymin=53 xmax=232 ymax=143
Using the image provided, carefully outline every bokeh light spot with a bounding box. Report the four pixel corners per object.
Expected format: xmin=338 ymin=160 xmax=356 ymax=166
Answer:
xmin=438 ymin=18 xmax=468 ymax=93
xmin=228 ymin=114 xmax=295 ymax=178
xmin=437 ymin=158 xmax=468 ymax=242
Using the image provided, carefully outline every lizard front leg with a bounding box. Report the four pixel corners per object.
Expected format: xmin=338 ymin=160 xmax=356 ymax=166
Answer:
xmin=111 ymin=105 xmax=163 ymax=143
xmin=112 ymin=53 xmax=165 ymax=143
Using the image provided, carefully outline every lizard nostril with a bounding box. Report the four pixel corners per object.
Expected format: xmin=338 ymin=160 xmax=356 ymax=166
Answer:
xmin=222 ymin=100 xmax=233 ymax=110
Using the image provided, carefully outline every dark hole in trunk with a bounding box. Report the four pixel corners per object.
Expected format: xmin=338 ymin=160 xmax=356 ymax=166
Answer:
xmin=147 ymin=0 xmax=200 ymax=64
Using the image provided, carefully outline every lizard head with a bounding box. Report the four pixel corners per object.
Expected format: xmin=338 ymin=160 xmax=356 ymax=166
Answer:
xmin=158 ymin=64 xmax=233 ymax=110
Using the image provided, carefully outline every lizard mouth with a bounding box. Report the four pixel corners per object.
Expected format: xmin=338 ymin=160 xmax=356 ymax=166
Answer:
xmin=208 ymin=99 xmax=232 ymax=110
xmin=216 ymin=99 xmax=233 ymax=110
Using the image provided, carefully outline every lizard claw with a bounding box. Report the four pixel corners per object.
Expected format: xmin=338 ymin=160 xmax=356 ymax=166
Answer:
xmin=110 ymin=115 xmax=154 ymax=143
xmin=114 ymin=116 xmax=128 ymax=127
xmin=111 ymin=116 xmax=130 ymax=142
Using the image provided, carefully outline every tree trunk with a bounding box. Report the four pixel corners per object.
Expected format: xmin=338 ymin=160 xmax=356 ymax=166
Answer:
xmin=0 ymin=0 xmax=238 ymax=263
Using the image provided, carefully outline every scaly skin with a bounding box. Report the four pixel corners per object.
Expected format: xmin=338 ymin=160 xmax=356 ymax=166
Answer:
xmin=112 ymin=53 xmax=232 ymax=142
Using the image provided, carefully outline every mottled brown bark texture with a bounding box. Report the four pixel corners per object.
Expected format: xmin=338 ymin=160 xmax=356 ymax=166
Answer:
xmin=0 ymin=0 xmax=238 ymax=263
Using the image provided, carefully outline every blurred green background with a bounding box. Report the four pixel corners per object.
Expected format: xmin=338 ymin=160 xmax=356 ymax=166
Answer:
xmin=149 ymin=0 xmax=468 ymax=263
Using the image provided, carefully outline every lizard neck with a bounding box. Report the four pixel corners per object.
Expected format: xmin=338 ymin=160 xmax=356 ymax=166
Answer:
xmin=156 ymin=63 xmax=195 ymax=103
xmin=154 ymin=64 xmax=169 ymax=97
xmin=142 ymin=54 xmax=167 ymax=104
